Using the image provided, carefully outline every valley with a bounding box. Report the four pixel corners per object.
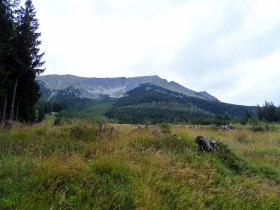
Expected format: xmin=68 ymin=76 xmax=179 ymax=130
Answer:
xmin=1 ymin=75 xmax=278 ymax=209
xmin=1 ymin=1 xmax=280 ymax=209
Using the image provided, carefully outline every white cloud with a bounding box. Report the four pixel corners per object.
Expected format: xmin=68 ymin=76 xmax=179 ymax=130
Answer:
xmin=212 ymin=52 xmax=280 ymax=105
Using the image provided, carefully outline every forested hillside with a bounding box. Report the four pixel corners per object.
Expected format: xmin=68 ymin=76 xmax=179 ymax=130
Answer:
xmin=106 ymin=84 xmax=256 ymax=124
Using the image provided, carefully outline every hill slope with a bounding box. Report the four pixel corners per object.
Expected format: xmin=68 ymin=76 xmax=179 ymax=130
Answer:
xmin=37 ymin=80 xmax=114 ymax=120
xmin=106 ymin=84 xmax=255 ymax=123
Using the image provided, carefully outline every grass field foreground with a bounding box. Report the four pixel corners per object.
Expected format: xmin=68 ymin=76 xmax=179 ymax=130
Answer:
xmin=1 ymin=119 xmax=280 ymax=209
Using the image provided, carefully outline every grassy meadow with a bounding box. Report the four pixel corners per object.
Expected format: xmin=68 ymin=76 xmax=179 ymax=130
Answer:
xmin=1 ymin=116 xmax=280 ymax=209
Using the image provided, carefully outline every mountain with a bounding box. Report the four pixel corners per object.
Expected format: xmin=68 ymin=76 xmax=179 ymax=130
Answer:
xmin=37 ymin=74 xmax=218 ymax=101
xmin=37 ymin=74 xmax=255 ymax=123
xmin=37 ymin=79 xmax=115 ymax=121
xmin=106 ymin=84 xmax=256 ymax=124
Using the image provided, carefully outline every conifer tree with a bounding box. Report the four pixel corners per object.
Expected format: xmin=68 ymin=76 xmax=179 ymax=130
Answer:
xmin=0 ymin=0 xmax=44 ymax=122
xmin=13 ymin=0 xmax=45 ymax=121
xmin=0 ymin=0 xmax=19 ymax=122
xmin=257 ymin=101 xmax=279 ymax=122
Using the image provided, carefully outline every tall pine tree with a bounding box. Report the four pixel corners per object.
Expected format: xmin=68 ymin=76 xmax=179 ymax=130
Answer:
xmin=0 ymin=0 xmax=44 ymax=122
xmin=0 ymin=0 xmax=19 ymax=122
xmin=13 ymin=0 xmax=45 ymax=121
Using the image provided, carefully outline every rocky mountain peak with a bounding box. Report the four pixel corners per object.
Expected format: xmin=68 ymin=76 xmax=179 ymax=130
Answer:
xmin=37 ymin=74 xmax=218 ymax=101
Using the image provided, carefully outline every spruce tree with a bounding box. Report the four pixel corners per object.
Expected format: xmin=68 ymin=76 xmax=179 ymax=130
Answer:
xmin=14 ymin=0 xmax=45 ymax=121
xmin=0 ymin=0 xmax=44 ymax=122
xmin=0 ymin=0 xmax=19 ymax=122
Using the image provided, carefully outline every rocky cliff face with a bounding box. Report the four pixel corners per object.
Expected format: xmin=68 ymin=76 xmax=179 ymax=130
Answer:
xmin=37 ymin=74 xmax=219 ymax=101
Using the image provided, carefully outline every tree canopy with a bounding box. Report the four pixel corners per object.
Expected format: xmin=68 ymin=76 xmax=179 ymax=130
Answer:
xmin=257 ymin=101 xmax=280 ymax=123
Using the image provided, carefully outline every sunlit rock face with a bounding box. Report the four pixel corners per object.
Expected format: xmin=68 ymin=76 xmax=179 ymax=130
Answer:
xmin=37 ymin=74 xmax=218 ymax=101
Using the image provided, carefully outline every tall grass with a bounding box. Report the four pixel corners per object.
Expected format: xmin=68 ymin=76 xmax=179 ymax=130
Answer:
xmin=0 ymin=121 xmax=280 ymax=209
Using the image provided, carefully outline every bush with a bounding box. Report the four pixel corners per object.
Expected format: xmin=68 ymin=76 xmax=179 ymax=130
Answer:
xmin=54 ymin=117 xmax=62 ymax=126
xmin=159 ymin=122 xmax=171 ymax=134
xmin=217 ymin=143 xmax=249 ymax=174
xmin=250 ymin=123 xmax=279 ymax=132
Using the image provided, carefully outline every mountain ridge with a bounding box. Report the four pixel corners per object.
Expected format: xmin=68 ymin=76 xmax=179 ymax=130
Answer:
xmin=37 ymin=74 xmax=218 ymax=101
xmin=37 ymin=77 xmax=256 ymax=123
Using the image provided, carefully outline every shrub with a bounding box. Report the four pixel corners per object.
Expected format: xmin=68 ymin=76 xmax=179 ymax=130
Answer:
xmin=217 ymin=143 xmax=249 ymax=174
xmin=159 ymin=122 xmax=171 ymax=134
xmin=53 ymin=117 xmax=62 ymax=126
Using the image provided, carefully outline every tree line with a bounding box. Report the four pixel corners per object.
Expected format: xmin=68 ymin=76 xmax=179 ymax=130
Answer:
xmin=0 ymin=0 xmax=44 ymax=123
xmin=257 ymin=101 xmax=280 ymax=123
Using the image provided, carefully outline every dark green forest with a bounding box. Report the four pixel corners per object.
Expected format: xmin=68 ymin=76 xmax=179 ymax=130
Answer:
xmin=105 ymin=84 xmax=256 ymax=124
xmin=0 ymin=0 xmax=44 ymax=123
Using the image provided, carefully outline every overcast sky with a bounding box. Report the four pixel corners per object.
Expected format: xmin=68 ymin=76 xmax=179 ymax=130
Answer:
xmin=33 ymin=0 xmax=280 ymax=105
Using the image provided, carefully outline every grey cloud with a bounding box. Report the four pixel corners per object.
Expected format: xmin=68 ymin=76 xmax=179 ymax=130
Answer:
xmin=167 ymin=10 xmax=280 ymax=90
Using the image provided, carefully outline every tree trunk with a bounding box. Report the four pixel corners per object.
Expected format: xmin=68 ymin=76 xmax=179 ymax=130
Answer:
xmin=1 ymin=96 xmax=8 ymax=123
xmin=10 ymin=77 xmax=18 ymax=121
xmin=15 ymin=104 xmax=19 ymax=121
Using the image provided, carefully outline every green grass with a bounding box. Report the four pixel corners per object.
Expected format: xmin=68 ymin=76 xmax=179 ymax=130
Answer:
xmin=1 ymin=120 xmax=280 ymax=209
xmin=57 ymin=101 xmax=114 ymax=122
